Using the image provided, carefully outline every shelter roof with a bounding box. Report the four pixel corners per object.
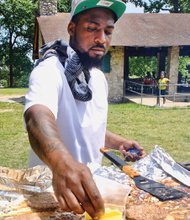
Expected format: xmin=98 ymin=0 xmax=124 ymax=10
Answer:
xmin=33 ymin=13 xmax=190 ymax=58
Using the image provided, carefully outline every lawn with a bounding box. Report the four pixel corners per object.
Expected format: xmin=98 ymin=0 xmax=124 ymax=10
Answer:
xmin=0 ymin=102 xmax=29 ymax=168
xmin=107 ymin=103 xmax=190 ymax=162
xmin=0 ymin=88 xmax=27 ymax=97
xmin=0 ymin=88 xmax=190 ymax=169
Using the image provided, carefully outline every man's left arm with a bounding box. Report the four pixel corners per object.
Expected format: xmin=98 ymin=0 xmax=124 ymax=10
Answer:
xmin=105 ymin=130 xmax=146 ymax=161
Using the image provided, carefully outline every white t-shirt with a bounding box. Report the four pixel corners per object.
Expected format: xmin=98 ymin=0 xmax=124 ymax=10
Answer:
xmin=24 ymin=47 xmax=108 ymax=167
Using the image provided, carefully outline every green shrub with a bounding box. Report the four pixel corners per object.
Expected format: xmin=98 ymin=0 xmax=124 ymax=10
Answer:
xmin=0 ymin=79 xmax=8 ymax=88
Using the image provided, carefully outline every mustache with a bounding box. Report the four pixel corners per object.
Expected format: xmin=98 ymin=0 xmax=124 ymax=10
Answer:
xmin=90 ymin=45 xmax=106 ymax=50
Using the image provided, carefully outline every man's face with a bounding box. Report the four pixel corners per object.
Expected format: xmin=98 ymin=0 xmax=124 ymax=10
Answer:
xmin=68 ymin=8 xmax=115 ymax=68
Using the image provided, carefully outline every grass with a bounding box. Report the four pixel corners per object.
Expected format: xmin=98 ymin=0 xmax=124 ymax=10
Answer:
xmin=0 ymin=88 xmax=190 ymax=169
xmin=0 ymin=102 xmax=29 ymax=168
xmin=107 ymin=103 xmax=190 ymax=162
xmin=0 ymin=88 xmax=27 ymax=97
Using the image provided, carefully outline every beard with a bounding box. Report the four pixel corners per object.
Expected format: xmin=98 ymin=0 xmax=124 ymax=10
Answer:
xmin=70 ymin=36 xmax=104 ymax=69
xmin=77 ymin=50 xmax=104 ymax=70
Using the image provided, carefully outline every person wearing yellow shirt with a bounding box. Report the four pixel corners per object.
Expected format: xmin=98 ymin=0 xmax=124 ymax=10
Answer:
xmin=156 ymin=71 xmax=170 ymax=105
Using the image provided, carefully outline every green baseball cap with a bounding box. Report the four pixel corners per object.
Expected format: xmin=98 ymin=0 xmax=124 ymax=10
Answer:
xmin=71 ymin=0 xmax=126 ymax=21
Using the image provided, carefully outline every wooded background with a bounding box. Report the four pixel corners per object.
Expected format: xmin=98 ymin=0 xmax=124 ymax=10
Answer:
xmin=0 ymin=0 xmax=190 ymax=88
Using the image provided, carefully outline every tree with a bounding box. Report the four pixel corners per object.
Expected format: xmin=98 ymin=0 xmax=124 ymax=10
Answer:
xmin=129 ymin=57 xmax=157 ymax=78
xmin=0 ymin=0 xmax=37 ymax=87
xmin=129 ymin=0 xmax=190 ymax=13
xmin=57 ymin=0 xmax=71 ymax=12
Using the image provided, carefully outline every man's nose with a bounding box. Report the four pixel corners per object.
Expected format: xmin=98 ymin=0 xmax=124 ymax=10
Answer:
xmin=94 ymin=30 xmax=106 ymax=45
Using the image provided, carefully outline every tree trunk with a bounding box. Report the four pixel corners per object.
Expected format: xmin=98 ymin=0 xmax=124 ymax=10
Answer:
xmin=172 ymin=0 xmax=179 ymax=12
xmin=9 ymin=63 xmax=13 ymax=88
xmin=9 ymin=33 xmax=13 ymax=87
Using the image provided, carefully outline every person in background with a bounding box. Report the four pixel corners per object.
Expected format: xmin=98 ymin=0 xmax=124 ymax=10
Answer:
xmin=156 ymin=71 xmax=170 ymax=105
xmin=24 ymin=0 xmax=146 ymax=219
xmin=143 ymin=72 xmax=155 ymax=94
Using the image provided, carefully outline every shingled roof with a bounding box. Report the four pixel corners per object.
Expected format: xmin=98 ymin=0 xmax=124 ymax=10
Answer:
xmin=33 ymin=13 xmax=190 ymax=58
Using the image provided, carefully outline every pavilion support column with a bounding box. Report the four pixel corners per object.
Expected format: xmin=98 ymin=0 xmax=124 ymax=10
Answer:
xmin=167 ymin=46 xmax=180 ymax=95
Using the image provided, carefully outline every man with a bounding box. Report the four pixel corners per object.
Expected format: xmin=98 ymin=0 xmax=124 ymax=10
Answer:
xmin=24 ymin=0 xmax=145 ymax=219
xmin=156 ymin=71 xmax=170 ymax=105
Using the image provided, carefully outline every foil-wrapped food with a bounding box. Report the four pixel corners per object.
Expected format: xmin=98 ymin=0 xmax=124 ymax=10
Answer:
xmin=0 ymin=165 xmax=53 ymax=217
xmin=132 ymin=145 xmax=190 ymax=186
xmin=0 ymin=163 xmax=129 ymax=219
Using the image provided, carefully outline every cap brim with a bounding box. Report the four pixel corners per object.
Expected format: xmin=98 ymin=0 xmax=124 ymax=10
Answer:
xmin=72 ymin=0 xmax=126 ymax=21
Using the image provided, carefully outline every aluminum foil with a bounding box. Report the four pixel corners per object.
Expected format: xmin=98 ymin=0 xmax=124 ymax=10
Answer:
xmin=0 ymin=165 xmax=53 ymax=215
xmin=151 ymin=146 xmax=190 ymax=187
xmin=0 ymin=165 xmax=52 ymax=193
xmin=89 ymin=163 xmax=131 ymax=185
xmin=88 ymin=163 xmax=131 ymax=213
xmin=133 ymin=145 xmax=190 ymax=187
xmin=0 ymin=191 xmax=25 ymax=214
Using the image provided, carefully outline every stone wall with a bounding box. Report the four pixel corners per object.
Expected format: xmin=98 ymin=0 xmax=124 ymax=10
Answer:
xmin=166 ymin=46 xmax=189 ymax=102
xmin=105 ymin=46 xmax=124 ymax=103
xmin=167 ymin=46 xmax=179 ymax=85
xmin=39 ymin=0 xmax=57 ymax=16
xmin=167 ymin=46 xmax=179 ymax=96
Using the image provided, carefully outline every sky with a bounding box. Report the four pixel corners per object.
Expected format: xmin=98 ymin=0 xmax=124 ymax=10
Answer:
xmin=125 ymin=2 xmax=144 ymax=13
xmin=125 ymin=2 xmax=169 ymax=14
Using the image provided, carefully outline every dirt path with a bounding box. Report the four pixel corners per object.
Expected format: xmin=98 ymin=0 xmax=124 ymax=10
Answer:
xmin=0 ymin=95 xmax=25 ymax=104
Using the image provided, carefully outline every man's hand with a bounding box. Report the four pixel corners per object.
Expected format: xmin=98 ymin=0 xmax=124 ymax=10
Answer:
xmin=52 ymin=157 xmax=105 ymax=219
xmin=119 ymin=140 xmax=146 ymax=162
xmin=105 ymin=130 xmax=146 ymax=162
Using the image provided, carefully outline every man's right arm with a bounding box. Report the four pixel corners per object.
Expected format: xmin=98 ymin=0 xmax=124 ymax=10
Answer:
xmin=24 ymin=104 xmax=65 ymax=167
xmin=24 ymin=104 xmax=105 ymax=219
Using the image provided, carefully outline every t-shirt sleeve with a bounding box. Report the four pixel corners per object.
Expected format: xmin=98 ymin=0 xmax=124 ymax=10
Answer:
xmin=24 ymin=56 xmax=64 ymax=119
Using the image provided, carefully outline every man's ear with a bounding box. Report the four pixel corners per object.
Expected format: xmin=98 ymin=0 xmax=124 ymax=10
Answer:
xmin=67 ymin=21 xmax=76 ymax=36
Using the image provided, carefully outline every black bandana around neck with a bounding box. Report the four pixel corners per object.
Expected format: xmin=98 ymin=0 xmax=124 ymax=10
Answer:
xmin=35 ymin=39 xmax=92 ymax=102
